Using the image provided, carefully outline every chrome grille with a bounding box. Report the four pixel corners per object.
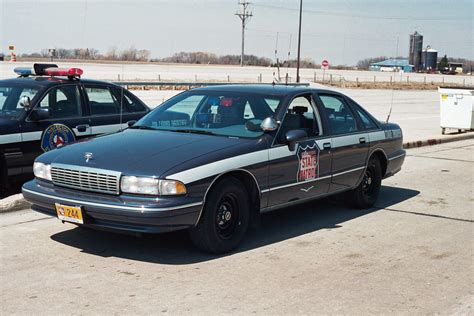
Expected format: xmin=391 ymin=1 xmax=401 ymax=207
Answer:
xmin=51 ymin=163 xmax=121 ymax=195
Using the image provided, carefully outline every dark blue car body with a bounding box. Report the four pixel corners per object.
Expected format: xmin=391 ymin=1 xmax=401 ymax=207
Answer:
xmin=23 ymin=85 xmax=405 ymax=237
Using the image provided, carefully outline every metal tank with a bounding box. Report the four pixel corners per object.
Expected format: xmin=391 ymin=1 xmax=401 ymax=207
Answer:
xmin=409 ymin=31 xmax=423 ymax=71
xmin=422 ymin=46 xmax=438 ymax=71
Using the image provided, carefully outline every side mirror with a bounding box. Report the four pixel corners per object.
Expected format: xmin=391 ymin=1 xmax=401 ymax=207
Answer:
xmin=127 ymin=120 xmax=137 ymax=127
xmin=285 ymin=129 xmax=307 ymax=151
xmin=19 ymin=96 xmax=32 ymax=109
xmin=30 ymin=108 xmax=51 ymax=121
xmin=260 ymin=117 xmax=279 ymax=132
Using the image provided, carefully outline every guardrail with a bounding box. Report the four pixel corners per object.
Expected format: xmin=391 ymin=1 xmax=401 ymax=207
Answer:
xmin=112 ymin=81 xmax=310 ymax=90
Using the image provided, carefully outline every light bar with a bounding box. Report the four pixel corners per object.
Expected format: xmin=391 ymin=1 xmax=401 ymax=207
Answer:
xmin=14 ymin=67 xmax=34 ymax=77
xmin=44 ymin=67 xmax=83 ymax=78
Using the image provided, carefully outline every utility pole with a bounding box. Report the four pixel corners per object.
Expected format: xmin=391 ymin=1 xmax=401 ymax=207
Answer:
xmin=296 ymin=0 xmax=303 ymax=82
xmin=235 ymin=1 xmax=252 ymax=67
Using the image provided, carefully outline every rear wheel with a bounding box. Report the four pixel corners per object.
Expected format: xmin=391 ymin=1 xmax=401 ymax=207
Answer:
xmin=349 ymin=157 xmax=382 ymax=209
xmin=189 ymin=178 xmax=250 ymax=254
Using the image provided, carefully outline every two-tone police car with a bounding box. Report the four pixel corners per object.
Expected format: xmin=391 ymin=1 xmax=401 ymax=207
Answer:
xmin=0 ymin=64 xmax=150 ymax=195
xmin=22 ymin=85 xmax=405 ymax=253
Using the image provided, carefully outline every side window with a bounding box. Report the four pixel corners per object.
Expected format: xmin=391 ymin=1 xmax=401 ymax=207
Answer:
xmin=318 ymin=95 xmax=358 ymax=135
xmin=38 ymin=85 xmax=82 ymax=119
xmin=86 ymin=86 xmax=124 ymax=115
xmin=113 ymin=88 xmax=147 ymax=113
xmin=277 ymin=95 xmax=320 ymax=142
xmin=352 ymin=104 xmax=378 ymax=130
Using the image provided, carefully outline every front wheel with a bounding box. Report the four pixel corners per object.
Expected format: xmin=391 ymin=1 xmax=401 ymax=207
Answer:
xmin=189 ymin=178 xmax=250 ymax=254
xmin=348 ymin=157 xmax=382 ymax=209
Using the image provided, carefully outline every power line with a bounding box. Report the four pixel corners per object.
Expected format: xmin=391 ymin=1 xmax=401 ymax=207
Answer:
xmin=252 ymin=4 xmax=470 ymax=21
xmin=235 ymin=1 xmax=253 ymax=67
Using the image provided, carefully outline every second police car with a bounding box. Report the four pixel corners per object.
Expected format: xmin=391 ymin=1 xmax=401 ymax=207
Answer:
xmin=22 ymin=85 xmax=406 ymax=253
xmin=0 ymin=64 xmax=150 ymax=194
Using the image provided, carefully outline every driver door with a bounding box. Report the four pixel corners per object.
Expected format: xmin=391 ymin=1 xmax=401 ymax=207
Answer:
xmin=267 ymin=94 xmax=332 ymax=207
xmin=20 ymin=84 xmax=90 ymax=171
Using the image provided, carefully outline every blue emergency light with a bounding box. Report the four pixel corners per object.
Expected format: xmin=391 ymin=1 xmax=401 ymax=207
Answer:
xmin=14 ymin=67 xmax=35 ymax=77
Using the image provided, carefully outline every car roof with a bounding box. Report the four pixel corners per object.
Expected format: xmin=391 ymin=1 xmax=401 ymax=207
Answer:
xmin=191 ymin=84 xmax=337 ymax=97
xmin=0 ymin=76 xmax=118 ymax=89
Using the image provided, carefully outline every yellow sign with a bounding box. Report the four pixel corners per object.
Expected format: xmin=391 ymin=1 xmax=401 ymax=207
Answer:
xmin=55 ymin=203 xmax=84 ymax=224
xmin=8 ymin=45 xmax=14 ymax=51
xmin=441 ymin=94 xmax=448 ymax=101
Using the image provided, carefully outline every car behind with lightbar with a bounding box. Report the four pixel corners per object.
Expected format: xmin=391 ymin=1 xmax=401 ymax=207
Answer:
xmin=0 ymin=63 xmax=150 ymax=195
xmin=22 ymin=84 xmax=406 ymax=253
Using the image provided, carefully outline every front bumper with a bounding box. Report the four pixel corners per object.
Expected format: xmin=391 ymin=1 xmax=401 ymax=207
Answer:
xmin=22 ymin=179 xmax=203 ymax=234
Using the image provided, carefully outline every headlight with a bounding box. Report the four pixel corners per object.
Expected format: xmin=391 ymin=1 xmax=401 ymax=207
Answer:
xmin=33 ymin=162 xmax=52 ymax=181
xmin=120 ymin=176 xmax=186 ymax=196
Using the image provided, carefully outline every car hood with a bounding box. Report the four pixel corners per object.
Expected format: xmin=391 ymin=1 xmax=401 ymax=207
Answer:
xmin=38 ymin=129 xmax=251 ymax=177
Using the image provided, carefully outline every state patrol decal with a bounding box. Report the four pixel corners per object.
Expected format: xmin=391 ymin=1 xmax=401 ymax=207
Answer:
xmin=41 ymin=124 xmax=76 ymax=152
xmin=296 ymin=140 xmax=320 ymax=182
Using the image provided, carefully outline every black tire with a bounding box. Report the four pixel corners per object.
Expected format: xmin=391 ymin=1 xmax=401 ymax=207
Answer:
xmin=349 ymin=157 xmax=382 ymax=209
xmin=189 ymin=177 xmax=250 ymax=254
xmin=0 ymin=155 xmax=8 ymax=199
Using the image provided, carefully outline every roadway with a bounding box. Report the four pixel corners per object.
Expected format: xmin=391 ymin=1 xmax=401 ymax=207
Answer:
xmin=0 ymin=140 xmax=473 ymax=314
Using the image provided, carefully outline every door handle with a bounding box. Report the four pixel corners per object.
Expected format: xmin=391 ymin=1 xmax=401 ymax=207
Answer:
xmin=323 ymin=142 xmax=331 ymax=149
xmin=359 ymin=137 xmax=366 ymax=144
xmin=76 ymin=124 xmax=90 ymax=133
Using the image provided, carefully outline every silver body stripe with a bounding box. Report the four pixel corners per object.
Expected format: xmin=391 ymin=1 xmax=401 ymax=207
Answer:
xmin=369 ymin=131 xmax=386 ymax=142
xmin=168 ymin=149 xmax=269 ymax=184
xmin=332 ymin=166 xmax=365 ymax=177
xmin=22 ymin=187 xmax=202 ymax=212
xmin=261 ymin=174 xmax=332 ymax=193
xmin=0 ymin=133 xmax=22 ymax=145
xmin=0 ymin=124 xmax=126 ymax=145
xmin=91 ymin=123 xmax=129 ymax=134
xmin=21 ymin=131 xmax=43 ymax=142
xmin=167 ymin=130 xmax=401 ymax=184
xmin=331 ymin=133 xmax=367 ymax=148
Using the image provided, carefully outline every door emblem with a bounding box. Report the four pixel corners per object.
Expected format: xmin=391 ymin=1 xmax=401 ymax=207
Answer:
xmin=296 ymin=140 xmax=320 ymax=182
xmin=40 ymin=124 xmax=76 ymax=152
xmin=84 ymin=152 xmax=94 ymax=162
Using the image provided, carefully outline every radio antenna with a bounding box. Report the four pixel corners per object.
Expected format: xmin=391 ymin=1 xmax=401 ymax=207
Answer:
xmin=119 ymin=64 xmax=125 ymax=131
xmin=386 ymin=35 xmax=399 ymax=123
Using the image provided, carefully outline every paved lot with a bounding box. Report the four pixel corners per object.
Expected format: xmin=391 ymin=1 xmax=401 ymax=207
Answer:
xmin=1 ymin=140 xmax=472 ymax=314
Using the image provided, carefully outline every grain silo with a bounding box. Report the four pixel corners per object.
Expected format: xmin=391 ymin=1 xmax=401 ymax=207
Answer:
xmin=409 ymin=31 xmax=423 ymax=71
xmin=422 ymin=46 xmax=438 ymax=71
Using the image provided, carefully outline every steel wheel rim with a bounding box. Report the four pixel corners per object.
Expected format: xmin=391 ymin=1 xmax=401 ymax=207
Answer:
xmin=362 ymin=166 xmax=375 ymax=195
xmin=215 ymin=193 xmax=240 ymax=240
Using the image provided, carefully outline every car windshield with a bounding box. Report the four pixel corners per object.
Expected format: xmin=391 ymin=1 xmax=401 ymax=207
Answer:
xmin=0 ymin=84 xmax=40 ymax=119
xmin=135 ymin=91 xmax=283 ymax=138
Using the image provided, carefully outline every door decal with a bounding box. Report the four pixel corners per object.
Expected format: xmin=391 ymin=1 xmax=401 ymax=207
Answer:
xmin=41 ymin=124 xmax=76 ymax=152
xmin=296 ymin=140 xmax=320 ymax=182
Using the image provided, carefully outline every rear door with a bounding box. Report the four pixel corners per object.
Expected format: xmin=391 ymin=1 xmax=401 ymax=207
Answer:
xmin=83 ymin=84 xmax=129 ymax=136
xmin=20 ymin=84 xmax=90 ymax=171
xmin=315 ymin=93 xmax=369 ymax=192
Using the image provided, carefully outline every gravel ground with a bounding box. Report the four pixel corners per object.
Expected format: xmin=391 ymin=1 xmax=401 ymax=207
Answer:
xmin=1 ymin=140 xmax=472 ymax=314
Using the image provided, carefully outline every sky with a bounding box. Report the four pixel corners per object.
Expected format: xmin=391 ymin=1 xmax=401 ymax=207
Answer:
xmin=0 ymin=0 xmax=472 ymax=65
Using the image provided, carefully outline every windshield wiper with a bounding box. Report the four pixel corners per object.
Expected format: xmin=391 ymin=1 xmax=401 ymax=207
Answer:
xmin=128 ymin=125 xmax=157 ymax=130
xmin=173 ymin=129 xmax=216 ymax=136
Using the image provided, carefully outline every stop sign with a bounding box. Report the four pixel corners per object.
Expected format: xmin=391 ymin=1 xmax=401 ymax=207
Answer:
xmin=321 ymin=59 xmax=329 ymax=68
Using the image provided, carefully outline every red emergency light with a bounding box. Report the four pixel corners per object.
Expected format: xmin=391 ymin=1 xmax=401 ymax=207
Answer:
xmin=44 ymin=67 xmax=83 ymax=78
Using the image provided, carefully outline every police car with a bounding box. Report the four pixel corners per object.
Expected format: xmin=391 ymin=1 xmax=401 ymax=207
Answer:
xmin=22 ymin=85 xmax=405 ymax=253
xmin=0 ymin=64 xmax=150 ymax=194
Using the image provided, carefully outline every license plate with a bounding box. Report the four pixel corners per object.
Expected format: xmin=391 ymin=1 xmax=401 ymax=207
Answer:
xmin=55 ymin=203 xmax=84 ymax=224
